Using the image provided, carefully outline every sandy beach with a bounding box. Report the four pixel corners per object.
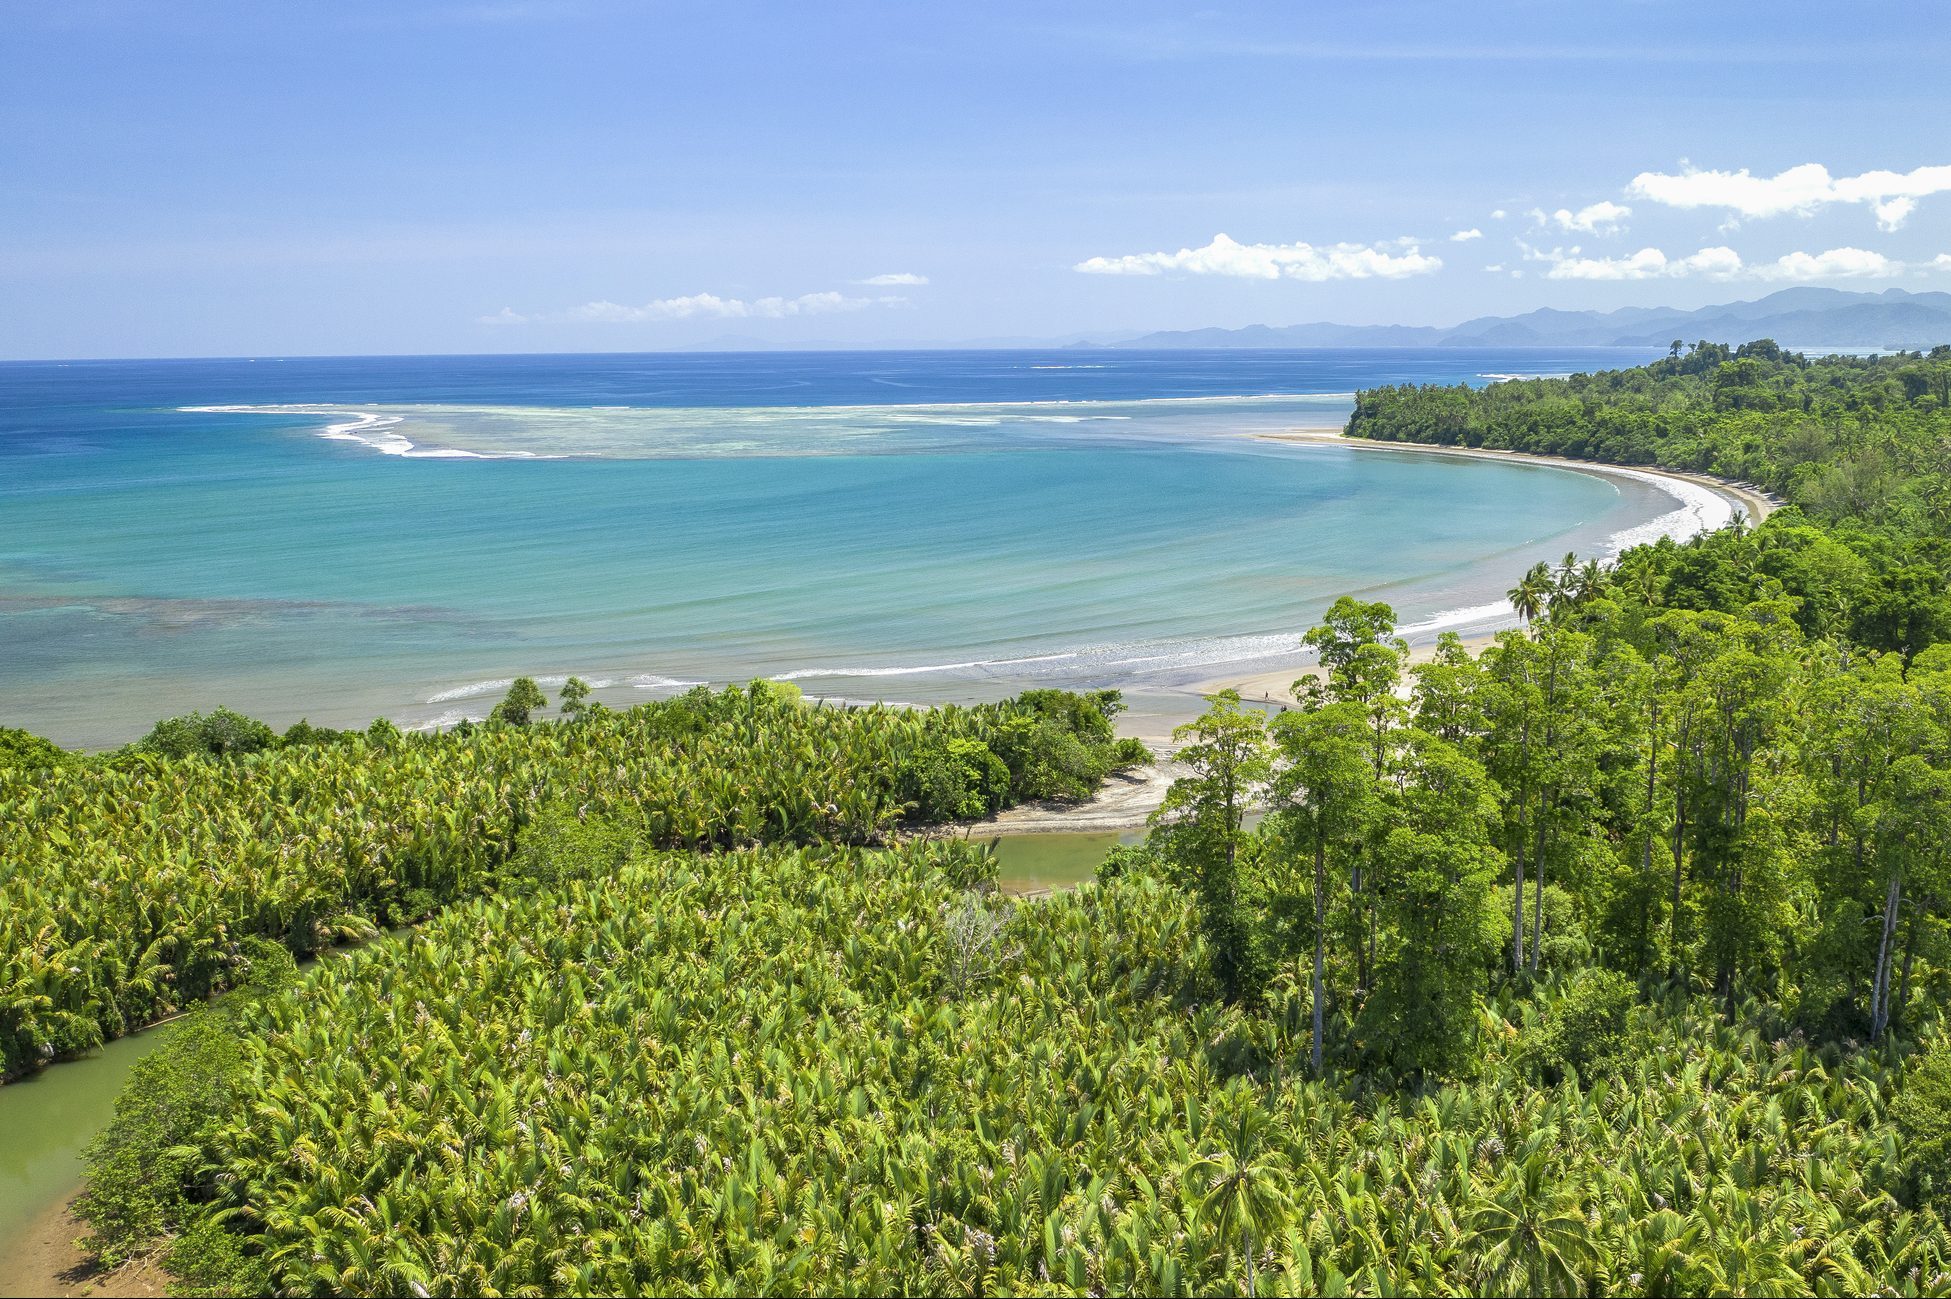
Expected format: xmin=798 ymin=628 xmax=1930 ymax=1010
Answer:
xmin=1177 ymin=425 xmax=1780 ymax=711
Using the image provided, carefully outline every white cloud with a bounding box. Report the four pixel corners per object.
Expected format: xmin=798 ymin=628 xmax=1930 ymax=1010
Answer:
xmin=1936 ymin=254 xmax=1951 ymax=270
xmin=1553 ymin=201 xmax=1631 ymax=234
xmin=1483 ymin=263 xmax=1504 ymax=272
xmin=1525 ymin=241 xmax=1902 ymax=282
xmin=1073 ymin=232 xmax=1441 ymax=280
xmin=1451 ymin=228 xmax=1484 ymax=242
xmin=857 ymin=272 xmax=929 ymax=286
xmin=1529 ymin=244 xmax=1741 ymax=281
xmin=1753 ymin=247 xmax=1899 ymax=281
xmin=1490 ymin=209 xmax=1508 ymax=220
xmin=1628 ymin=162 xmax=1951 ymax=229
xmin=1874 ymin=198 xmax=1916 ymax=232
xmin=487 ymin=290 xmax=898 ymax=325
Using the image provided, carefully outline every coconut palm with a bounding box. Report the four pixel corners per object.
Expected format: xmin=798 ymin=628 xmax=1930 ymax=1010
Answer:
xmin=1508 ymin=561 xmax=1553 ymax=627
xmin=1190 ymin=1103 xmax=1289 ymax=1296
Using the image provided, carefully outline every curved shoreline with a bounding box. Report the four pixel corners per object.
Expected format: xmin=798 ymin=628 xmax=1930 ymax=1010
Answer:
xmin=1162 ymin=427 xmax=1779 ymax=732
xmin=1255 ymin=426 xmax=1778 ymax=524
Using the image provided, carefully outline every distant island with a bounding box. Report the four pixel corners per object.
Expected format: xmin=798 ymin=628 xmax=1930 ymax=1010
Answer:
xmin=1087 ymin=286 xmax=1951 ymax=352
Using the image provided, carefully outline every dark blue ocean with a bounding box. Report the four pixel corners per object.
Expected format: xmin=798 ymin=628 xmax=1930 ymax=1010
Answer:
xmin=1 ymin=348 xmax=1709 ymax=747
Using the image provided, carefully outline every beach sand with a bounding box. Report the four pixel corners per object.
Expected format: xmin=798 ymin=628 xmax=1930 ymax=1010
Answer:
xmin=1178 ymin=428 xmax=1778 ymax=713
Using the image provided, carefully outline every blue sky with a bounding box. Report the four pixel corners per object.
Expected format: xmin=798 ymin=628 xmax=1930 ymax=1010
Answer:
xmin=5 ymin=0 xmax=1950 ymax=358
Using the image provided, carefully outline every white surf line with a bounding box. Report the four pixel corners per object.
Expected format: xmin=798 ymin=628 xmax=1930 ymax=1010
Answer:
xmin=180 ymin=404 xmax=541 ymax=460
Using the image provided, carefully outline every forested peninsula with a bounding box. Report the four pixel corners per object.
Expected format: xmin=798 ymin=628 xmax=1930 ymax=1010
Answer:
xmin=10 ymin=344 xmax=1951 ymax=1295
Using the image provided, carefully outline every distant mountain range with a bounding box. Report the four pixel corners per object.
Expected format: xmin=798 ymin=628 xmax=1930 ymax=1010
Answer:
xmin=1093 ymin=288 xmax=1951 ymax=352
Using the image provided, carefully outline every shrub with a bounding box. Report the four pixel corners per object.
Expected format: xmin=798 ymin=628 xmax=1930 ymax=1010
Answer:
xmin=73 ymin=939 xmax=293 ymax=1272
xmin=1896 ymin=1042 xmax=1951 ymax=1205
xmin=135 ymin=707 xmax=279 ymax=759
xmin=0 ymin=725 xmax=71 ymax=770
xmin=487 ymin=676 xmax=549 ymax=726
xmin=1521 ymin=967 xmax=1635 ymax=1083
xmin=899 ymin=737 xmax=1012 ymax=820
xmin=279 ymin=717 xmax=351 ymax=748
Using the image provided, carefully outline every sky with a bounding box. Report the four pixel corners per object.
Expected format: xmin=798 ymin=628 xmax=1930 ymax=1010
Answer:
xmin=5 ymin=0 xmax=1951 ymax=358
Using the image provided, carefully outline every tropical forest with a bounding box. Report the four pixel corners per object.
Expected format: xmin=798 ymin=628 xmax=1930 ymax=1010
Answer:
xmin=13 ymin=344 xmax=1951 ymax=1296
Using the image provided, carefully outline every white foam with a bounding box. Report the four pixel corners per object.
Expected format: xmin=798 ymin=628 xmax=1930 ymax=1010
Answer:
xmin=627 ymin=674 xmax=707 ymax=690
xmin=1589 ymin=467 xmax=1738 ymax=557
xmin=425 ymin=673 xmax=624 ymax=704
xmin=775 ymin=651 xmax=1081 ymax=681
xmin=182 ymin=404 xmax=538 ymax=460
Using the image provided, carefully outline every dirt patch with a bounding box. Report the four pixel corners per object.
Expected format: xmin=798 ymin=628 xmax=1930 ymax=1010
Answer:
xmin=0 ymin=1197 xmax=168 ymax=1299
xmin=965 ymin=745 xmax=1187 ymax=834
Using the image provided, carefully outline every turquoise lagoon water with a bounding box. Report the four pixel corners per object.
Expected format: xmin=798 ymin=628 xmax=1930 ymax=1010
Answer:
xmin=0 ymin=349 xmax=1709 ymax=748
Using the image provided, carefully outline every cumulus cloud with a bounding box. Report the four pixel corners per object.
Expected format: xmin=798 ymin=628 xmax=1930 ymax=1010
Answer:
xmin=1074 ymin=232 xmax=1441 ymax=280
xmin=1490 ymin=209 xmax=1508 ymax=220
xmin=1451 ymin=228 xmax=1484 ymax=242
xmin=857 ymin=272 xmax=929 ymax=286
xmin=1545 ymin=201 xmax=1632 ymax=234
xmin=1936 ymin=254 xmax=1951 ymax=270
xmin=478 ymin=306 xmax=528 ymax=325
xmin=1527 ymin=244 xmax=1741 ymax=281
xmin=1755 ymin=247 xmax=1900 ymax=281
xmin=1628 ymin=162 xmax=1951 ymax=230
xmin=1525 ymin=242 xmax=1902 ymax=282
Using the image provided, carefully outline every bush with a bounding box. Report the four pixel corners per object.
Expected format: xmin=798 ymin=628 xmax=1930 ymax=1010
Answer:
xmin=989 ymin=717 xmax=1106 ymax=801
xmin=0 ymin=725 xmax=71 ymax=770
xmin=899 ymin=737 xmax=1012 ymax=820
xmin=279 ymin=717 xmax=351 ymax=748
xmin=135 ymin=707 xmax=279 ymax=759
xmin=1895 ymin=1043 xmax=1951 ymax=1205
xmin=73 ymin=939 xmax=293 ymax=1273
xmin=501 ymin=806 xmax=644 ymax=892
xmin=1520 ymin=967 xmax=1635 ymax=1083
xmin=488 ymin=677 xmax=549 ymax=726
xmin=1096 ymin=840 xmax=1164 ymax=884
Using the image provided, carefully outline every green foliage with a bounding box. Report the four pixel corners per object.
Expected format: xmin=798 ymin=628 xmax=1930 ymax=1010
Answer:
xmin=279 ymin=717 xmax=351 ymax=749
xmin=898 ymin=736 xmax=1012 ymax=820
xmin=1897 ymin=1042 xmax=1951 ymax=1206
xmin=558 ymin=674 xmax=593 ymax=719
xmin=1519 ymin=967 xmax=1635 ymax=1084
xmin=135 ymin=706 xmax=279 ymax=759
xmin=487 ymin=675 xmax=549 ymax=726
xmin=72 ymin=937 xmax=292 ymax=1273
xmin=1096 ymin=840 xmax=1165 ymax=884
xmin=144 ymin=842 xmax=1951 ymax=1297
xmin=73 ymin=1014 xmax=246 ymax=1267
xmin=0 ymin=724 xmax=72 ymax=770
xmin=0 ymin=687 xmax=1127 ymax=1079
xmin=1157 ymin=691 xmax=1273 ymax=1002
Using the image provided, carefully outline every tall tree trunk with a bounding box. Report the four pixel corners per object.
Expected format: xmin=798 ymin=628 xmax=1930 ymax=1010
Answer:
xmin=1511 ymin=828 xmax=1526 ymax=975
xmin=1530 ymin=799 xmax=1549 ymax=972
xmin=1668 ymin=794 xmax=1687 ymax=985
xmin=1897 ymin=902 xmax=1921 ymax=1027
xmin=1872 ymin=871 xmax=1902 ymax=1040
xmin=1638 ymin=722 xmax=1658 ymax=976
xmin=1312 ymin=838 xmax=1326 ymax=1077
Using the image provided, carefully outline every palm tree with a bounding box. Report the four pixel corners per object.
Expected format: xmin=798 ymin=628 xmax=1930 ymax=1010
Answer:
xmin=1509 ymin=562 xmax=1553 ymax=627
xmin=1467 ymin=1152 xmax=1594 ymax=1296
xmin=1191 ymin=1105 xmax=1290 ymax=1296
xmin=1574 ymin=559 xmax=1606 ymax=605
